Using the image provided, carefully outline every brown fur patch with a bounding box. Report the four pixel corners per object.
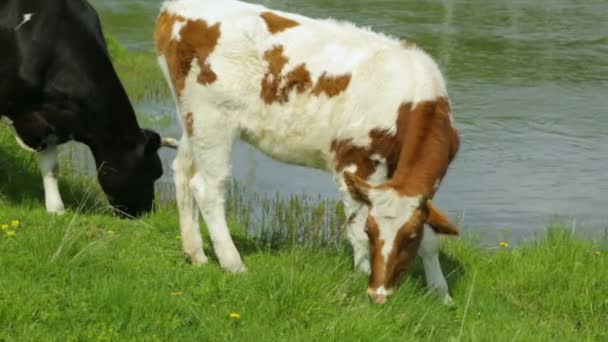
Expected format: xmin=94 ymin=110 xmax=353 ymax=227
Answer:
xmin=284 ymin=64 xmax=313 ymax=96
xmin=154 ymin=12 xmax=221 ymax=93
xmin=388 ymin=98 xmax=459 ymax=196
xmin=261 ymin=46 xmax=290 ymax=104
xmin=313 ymin=73 xmax=351 ymax=97
xmin=260 ymin=45 xmax=352 ymax=104
xmin=384 ymin=209 xmax=424 ymax=288
xmin=366 ymin=216 xmax=385 ymax=290
xmin=400 ymin=40 xmax=416 ymax=49
xmin=427 ymin=202 xmax=460 ymax=235
xmin=332 ymin=98 xmax=459 ymax=197
xmin=155 ymin=11 xmax=176 ymax=56
xmin=185 ymin=112 xmax=194 ymax=136
xmin=260 ymin=46 xmax=314 ymax=104
xmin=331 ymin=126 xmax=403 ymax=181
xmin=260 ymin=11 xmax=299 ymax=34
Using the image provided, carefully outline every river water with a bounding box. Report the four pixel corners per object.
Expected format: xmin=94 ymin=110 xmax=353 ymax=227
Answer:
xmin=90 ymin=0 xmax=608 ymax=241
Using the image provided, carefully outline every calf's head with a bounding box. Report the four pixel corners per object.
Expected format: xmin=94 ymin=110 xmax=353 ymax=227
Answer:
xmin=97 ymin=129 xmax=172 ymax=217
xmin=344 ymin=171 xmax=459 ymax=304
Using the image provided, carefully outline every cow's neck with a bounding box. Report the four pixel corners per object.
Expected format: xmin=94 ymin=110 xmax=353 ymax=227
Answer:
xmin=387 ymin=99 xmax=456 ymax=196
xmin=77 ymin=67 xmax=144 ymax=168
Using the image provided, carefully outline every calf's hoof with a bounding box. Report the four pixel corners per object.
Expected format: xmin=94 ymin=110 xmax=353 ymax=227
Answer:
xmin=442 ymin=294 xmax=455 ymax=306
xmin=185 ymin=251 xmax=209 ymax=266
xmin=222 ymin=261 xmax=247 ymax=274
xmin=47 ymin=207 xmax=66 ymax=215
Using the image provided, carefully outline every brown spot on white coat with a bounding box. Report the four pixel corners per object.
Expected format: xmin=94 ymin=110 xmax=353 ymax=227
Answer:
xmin=155 ymin=11 xmax=221 ymax=93
xmin=260 ymin=11 xmax=300 ymax=34
xmin=312 ymin=72 xmax=351 ymax=97
xmin=260 ymin=45 xmax=352 ymax=104
xmin=185 ymin=112 xmax=194 ymax=137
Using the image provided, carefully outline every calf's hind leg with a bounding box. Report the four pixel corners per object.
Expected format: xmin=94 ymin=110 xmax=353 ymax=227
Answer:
xmin=188 ymin=124 xmax=245 ymax=273
xmin=173 ymin=139 xmax=208 ymax=265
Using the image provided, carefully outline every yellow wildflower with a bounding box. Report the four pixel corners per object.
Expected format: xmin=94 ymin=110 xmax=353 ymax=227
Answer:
xmin=6 ymin=230 xmax=16 ymax=238
xmin=499 ymin=241 xmax=509 ymax=248
xmin=229 ymin=312 xmax=241 ymax=319
xmin=107 ymin=230 xmax=116 ymax=236
xmin=1 ymin=224 xmax=8 ymax=230
xmin=11 ymin=220 xmax=19 ymax=228
xmin=171 ymin=291 xmax=183 ymax=297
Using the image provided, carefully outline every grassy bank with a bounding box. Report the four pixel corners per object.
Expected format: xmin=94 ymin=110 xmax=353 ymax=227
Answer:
xmin=0 ymin=204 xmax=606 ymax=341
xmin=105 ymin=35 xmax=169 ymax=102
xmin=1 ymin=38 xmax=607 ymax=340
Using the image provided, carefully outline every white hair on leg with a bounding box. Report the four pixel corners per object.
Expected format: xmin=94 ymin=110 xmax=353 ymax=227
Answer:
xmin=173 ymin=139 xmax=208 ymax=265
xmin=37 ymin=145 xmax=65 ymax=214
xmin=419 ymin=225 xmax=453 ymax=305
xmin=188 ymin=120 xmax=245 ymax=273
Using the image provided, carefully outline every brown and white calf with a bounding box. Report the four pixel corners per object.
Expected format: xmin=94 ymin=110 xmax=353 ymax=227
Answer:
xmin=155 ymin=0 xmax=460 ymax=304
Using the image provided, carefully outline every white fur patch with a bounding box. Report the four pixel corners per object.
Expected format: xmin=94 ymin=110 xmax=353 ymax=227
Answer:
xmin=375 ymin=286 xmax=393 ymax=296
xmin=171 ymin=20 xmax=186 ymax=41
xmin=368 ymin=189 xmax=421 ymax=262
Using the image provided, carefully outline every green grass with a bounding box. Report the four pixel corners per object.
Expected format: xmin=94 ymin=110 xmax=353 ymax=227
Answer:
xmin=1 ymin=37 xmax=607 ymax=341
xmin=105 ymin=35 xmax=169 ymax=102
xmin=0 ymin=205 xmax=606 ymax=341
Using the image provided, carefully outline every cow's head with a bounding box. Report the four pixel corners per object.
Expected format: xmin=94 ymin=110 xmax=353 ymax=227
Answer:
xmin=343 ymin=171 xmax=458 ymax=304
xmin=97 ymin=129 xmax=175 ymax=218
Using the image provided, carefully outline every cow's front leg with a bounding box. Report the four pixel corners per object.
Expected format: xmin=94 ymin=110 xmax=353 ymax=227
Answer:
xmin=173 ymin=139 xmax=208 ymax=265
xmin=419 ymin=225 xmax=453 ymax=305
xmin=37 ymin=145 xmax=65 ymax=214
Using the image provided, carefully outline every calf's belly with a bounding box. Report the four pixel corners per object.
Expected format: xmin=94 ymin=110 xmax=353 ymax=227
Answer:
xmin=240 ymin=129 xmax=329 ymax=170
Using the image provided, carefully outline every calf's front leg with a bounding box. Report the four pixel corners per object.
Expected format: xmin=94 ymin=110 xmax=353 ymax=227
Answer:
xmin=419 ymin=225 xmax=453 ymax=305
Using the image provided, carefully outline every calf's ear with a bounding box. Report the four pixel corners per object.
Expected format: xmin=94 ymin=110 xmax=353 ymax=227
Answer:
xmin=425 ymin=200 xmax=460 ymax=236
xmin=343 ymin=171 xmax=372 ymax=205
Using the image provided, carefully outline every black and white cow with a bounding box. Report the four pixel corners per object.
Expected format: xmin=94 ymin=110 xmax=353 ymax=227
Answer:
xmin=0 ymin=0 xmax=176 ymax=217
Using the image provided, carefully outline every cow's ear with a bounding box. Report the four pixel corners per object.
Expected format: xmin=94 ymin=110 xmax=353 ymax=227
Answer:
xmin=142 ymin=129 xmax=161 ymax=154
xmin=343 ymin=171 xmax=371 ymax=205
